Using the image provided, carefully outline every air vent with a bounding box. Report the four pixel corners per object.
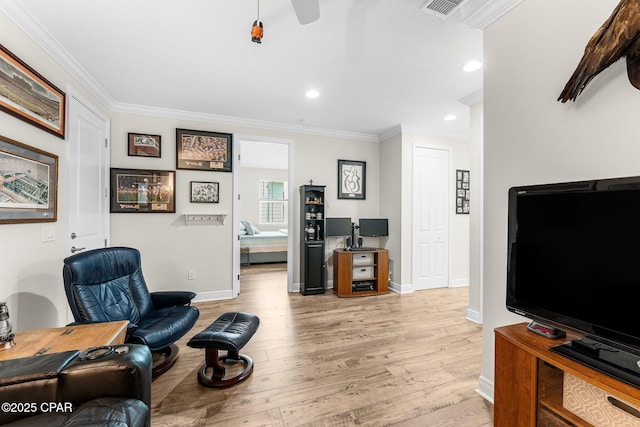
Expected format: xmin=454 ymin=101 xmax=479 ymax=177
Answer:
xmin=421 ymin=0 xmax=467 ymax=18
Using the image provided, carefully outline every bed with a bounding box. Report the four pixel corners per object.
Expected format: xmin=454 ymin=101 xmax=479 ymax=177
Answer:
xmin=240 ymin=225 xmax=288 ymax=265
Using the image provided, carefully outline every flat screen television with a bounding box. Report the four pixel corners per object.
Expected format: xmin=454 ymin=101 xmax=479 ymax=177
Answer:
xmin=358 ymin=218 xmax=388 ymax=237
xmin=507 ymin=176 xmax=640 ymax=386
xmin=325 ymin=217 xmax=352 ymax=237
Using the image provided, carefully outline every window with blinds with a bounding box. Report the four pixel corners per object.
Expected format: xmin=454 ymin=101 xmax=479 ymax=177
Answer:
xmin=259 ymin=180 xmax=288 ymax=224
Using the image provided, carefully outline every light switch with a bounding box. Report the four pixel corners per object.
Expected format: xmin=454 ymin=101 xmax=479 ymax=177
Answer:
xmin=42 ymin=225 xmax=55 ymax=242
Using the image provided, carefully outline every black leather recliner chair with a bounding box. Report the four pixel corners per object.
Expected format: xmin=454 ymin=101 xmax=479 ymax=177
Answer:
xmin=0 ymin=344 xmax=151 ymax=426
xmin=63 ymin=247 xmax=200 ymax=377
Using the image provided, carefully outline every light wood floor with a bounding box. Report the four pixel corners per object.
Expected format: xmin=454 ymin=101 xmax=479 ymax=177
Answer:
xmin=150 ymin=263 xmax=493 ymax=426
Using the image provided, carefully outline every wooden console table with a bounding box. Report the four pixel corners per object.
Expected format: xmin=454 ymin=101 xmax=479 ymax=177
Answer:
xmin=333 ymin=248 xmax=389 ymax=297
xmin=495 ymin=323 xmax=640 ymax=426
xmin=0 ymin=320 xmax=128 ymax=361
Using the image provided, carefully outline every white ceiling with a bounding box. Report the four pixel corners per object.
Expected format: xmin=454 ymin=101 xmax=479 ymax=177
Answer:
xmin=2 ymin=0 xmax=516 ymax=140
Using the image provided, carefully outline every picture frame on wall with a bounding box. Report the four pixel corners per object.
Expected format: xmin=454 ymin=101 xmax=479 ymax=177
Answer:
xmin=190 ymin=181 xmax=219 ymax=203
xmin=0 ymin=44 xmax=66 ymax=139
xmin=128 ymin=133 xmax=161 ymax=157
xmin=0 ymin=134 xmax=58 ymax=224
xmin=176 ymin=128 xmax=232 ymax=172
xmin=110 ymin=168 xmax=176 ymax=213
xmin=456 ymin=169 xmax=470 ymax=214
xmin=338 ymin=159 xmax=366 ymax=200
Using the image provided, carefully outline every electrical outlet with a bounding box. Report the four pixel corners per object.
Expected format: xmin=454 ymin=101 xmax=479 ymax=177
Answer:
xmin=188 ymin=270 xmax=196 ymax=280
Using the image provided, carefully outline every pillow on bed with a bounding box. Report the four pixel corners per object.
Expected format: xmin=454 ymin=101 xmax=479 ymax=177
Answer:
xmin=250 ymin=223 xmax=260 ymax=234
xmin=241 ymin=220 xmax=253 ymax=235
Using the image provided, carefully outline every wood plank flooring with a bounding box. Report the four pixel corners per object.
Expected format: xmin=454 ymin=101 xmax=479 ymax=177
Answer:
xmin=150 ymin=263 xmax=493 ymax=426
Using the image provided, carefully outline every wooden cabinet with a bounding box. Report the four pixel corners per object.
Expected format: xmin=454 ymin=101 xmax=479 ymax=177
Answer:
xmin=300 ymin=185 xmax=326 ymax=295
xmin=332 ymin=248 xmax=389 ymax=297
xmin=495 ymin=323 xmax=640 ymax=427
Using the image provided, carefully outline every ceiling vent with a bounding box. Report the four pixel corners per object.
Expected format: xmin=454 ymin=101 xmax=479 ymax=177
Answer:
xmin=421 ymin=0 xmax=467 ymax=18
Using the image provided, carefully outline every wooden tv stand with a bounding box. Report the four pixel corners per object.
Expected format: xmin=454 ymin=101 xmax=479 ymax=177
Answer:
xmin=495 ymin=323 xmax=640 ymax=426
xmin=332 ymin=248 xmax=388 ymax=297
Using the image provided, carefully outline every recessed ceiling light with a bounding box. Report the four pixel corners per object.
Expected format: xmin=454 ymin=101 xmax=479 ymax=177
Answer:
xmin=444 ymin=114 xmax=456 ymax=121
xmin=463 ymin=61 xmax=482 ymax=72
xmin=305 ymin=89 xmax=320 ymax=99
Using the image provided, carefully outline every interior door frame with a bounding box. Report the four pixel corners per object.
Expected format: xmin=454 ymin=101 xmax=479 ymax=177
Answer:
xmin=66 ymin=86 xmax=110 ymax=255
xmin=232 ymin=135 xmax=295 ymax=296
xmin=411 ymin=143 xmax=451 ymax=290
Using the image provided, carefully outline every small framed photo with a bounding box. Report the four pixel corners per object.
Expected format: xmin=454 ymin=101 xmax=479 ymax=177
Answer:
xmin=190 ymin=181 xmax=219 ymax=203
xmin=0 ymin=134 xmax=58 ymax=223
xmin=338 ymin=159 xmax=366 ymax=200
xmin=176 ymin=128 xmax=232 ymax=172
xmin=0 ymin=44 xmax=66 ymax=139
xmin=128 ymin=133 xmax=161 ymax=157
xmin=110 ymin=168 xmax=175 ymax=213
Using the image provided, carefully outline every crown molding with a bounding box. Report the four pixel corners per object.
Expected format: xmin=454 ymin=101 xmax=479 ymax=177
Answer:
xmin=112 ymin=103 xmax=380 ymax=142
xmin=460 ymin=0 xmax=524 ymax=29
xmin=2 ymin=0 xmax=116 ymax=108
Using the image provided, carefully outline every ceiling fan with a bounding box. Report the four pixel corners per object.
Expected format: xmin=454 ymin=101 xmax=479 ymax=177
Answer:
xmin=291 ymin=0 xmax=320 ymax=25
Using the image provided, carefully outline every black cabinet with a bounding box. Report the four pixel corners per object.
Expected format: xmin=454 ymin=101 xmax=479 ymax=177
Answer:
xmin=300 ymin=185 xmax=325 ymax=295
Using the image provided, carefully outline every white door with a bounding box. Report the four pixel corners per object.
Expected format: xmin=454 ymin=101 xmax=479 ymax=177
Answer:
xmin=67 ymin=93 xmax=110 ymax=256
xmin=412 ymin=146 xmax=449 ymax=290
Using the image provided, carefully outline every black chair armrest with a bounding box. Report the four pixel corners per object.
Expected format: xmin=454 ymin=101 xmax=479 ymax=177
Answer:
xmin=151 ymin=291 xmax=196 ymax=308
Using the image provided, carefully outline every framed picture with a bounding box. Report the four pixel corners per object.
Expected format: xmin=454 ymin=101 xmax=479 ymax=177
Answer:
xmin=190 ymin=181 xmax=219 ymax=203
xmin=338 ymin=159 xmax=366 ymax=200
xmin=456 ymin=169 xmax=470 ymax=214
xmin=128 ymin=133 xmax=161 ymax=157
xmin=110 ymin=168 xmax=175 ymax=213
xmin=0 ymin=134 xmax=58 ymax=223
xmin=0 ymin=44 xmax=66 ymax=139
xmin=176 ymin=128 xmax=232 ymax=172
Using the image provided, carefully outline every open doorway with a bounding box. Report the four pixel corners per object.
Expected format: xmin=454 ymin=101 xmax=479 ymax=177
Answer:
xmin=233 ymin=136 xmax=294 ymax=295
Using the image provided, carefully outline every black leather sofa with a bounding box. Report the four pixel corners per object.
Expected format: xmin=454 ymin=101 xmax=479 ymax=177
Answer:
xmin=0 ymin=344 xmax=151 ymax=426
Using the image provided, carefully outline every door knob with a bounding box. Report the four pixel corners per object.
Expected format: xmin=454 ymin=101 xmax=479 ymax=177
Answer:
xmin=70 ymin=232 xmax=77 ymax=239
xmin=70 ymin=246 xmax=86 ymax=254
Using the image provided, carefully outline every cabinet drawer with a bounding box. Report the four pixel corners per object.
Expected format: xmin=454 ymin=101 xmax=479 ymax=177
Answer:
xmin=352 ymin=253 xmax=373 ymax=266
xmin=352 ymin=266 xmax=374 ymax=280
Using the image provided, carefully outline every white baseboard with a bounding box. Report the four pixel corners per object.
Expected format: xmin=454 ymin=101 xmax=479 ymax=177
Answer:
xmin=450 ymin=278 xmax=469 ymax=287
xmin=476 ymin=375 xmax=494 ymax=404
xmin=465 ymin=308 xmax=481 ymax=324
xmin=192 ymin=290 xmax=235 ymax=302
xmin=389 ymin=281 xmax=414 ymax=294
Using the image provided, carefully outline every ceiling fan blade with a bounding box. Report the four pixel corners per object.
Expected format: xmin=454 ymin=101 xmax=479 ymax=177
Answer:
xmin=291 ymin=0 xmax=320 ymax=25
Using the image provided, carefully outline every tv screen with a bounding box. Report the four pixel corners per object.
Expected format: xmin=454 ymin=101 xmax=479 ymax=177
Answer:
xmin=358 ymin=218 xmax=388 ymax=237
xmin=325 ymin=217 xmax=352 ymax=237
xmin=507 ymin=176 xmax=640 ymax=350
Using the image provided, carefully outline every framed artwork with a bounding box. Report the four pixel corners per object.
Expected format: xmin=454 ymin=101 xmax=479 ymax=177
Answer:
xmin=190 ymin=181 xmax=219 ymax=203
xmin=456 ymin=169 xmax=470 ymax=214
xmin=338 ymin=159 xmax=366 ymax=200
xmin=0 ymin=134 xmax=58 ymax=223
xmin=0 ymin=44 xmax=66 ymax=139
xmin=110 ymin=168 xmax=176 ymax=213
xmin=176 ymin=128 xmax=232 ymax=172
xmin=128 ymin=133 xmax=161 ymax=157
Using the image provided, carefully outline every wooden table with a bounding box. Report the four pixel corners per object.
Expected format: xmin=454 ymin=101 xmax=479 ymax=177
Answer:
xmin=0 ymin=320 xmax=128 ymax=361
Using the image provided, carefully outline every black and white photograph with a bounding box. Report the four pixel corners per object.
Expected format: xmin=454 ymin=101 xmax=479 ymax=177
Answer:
xmin=190 ymin=181 xmax=219 ymax=203
xmin=456 ymin=169 xmax=470 ymax=214
xmin=338 ymin=159 xmax=366 ymax=200
xmin=176 ymin=128 xmax=232 ymax=172
xmin=0 ymin=134 xmax=58 ymax=223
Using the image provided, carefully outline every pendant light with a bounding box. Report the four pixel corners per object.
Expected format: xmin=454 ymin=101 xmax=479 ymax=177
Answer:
xmin=251 ymin=0 xmax=263 ymax=44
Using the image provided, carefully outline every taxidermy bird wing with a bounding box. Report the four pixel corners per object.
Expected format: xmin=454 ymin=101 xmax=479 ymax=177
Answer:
xmin=558 ymin=0 xmax=640 ymax=103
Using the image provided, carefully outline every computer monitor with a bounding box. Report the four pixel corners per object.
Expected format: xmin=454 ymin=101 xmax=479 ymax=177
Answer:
xmin=325 ymin=217 xmax=352 ymax=236
xmin=358 ymin=218 xmax=388 ymax=237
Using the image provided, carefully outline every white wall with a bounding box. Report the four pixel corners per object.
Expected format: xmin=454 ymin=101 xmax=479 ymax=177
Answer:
xmin=481 ymin=0 xmax=634 ymax=400
xmin=380 ymin=128 xmax=470 ymax=291
xmin=0 ymin=13 xmax=111 ymax=331
xmin=110 ymin=112 xmax=382 ymax=297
